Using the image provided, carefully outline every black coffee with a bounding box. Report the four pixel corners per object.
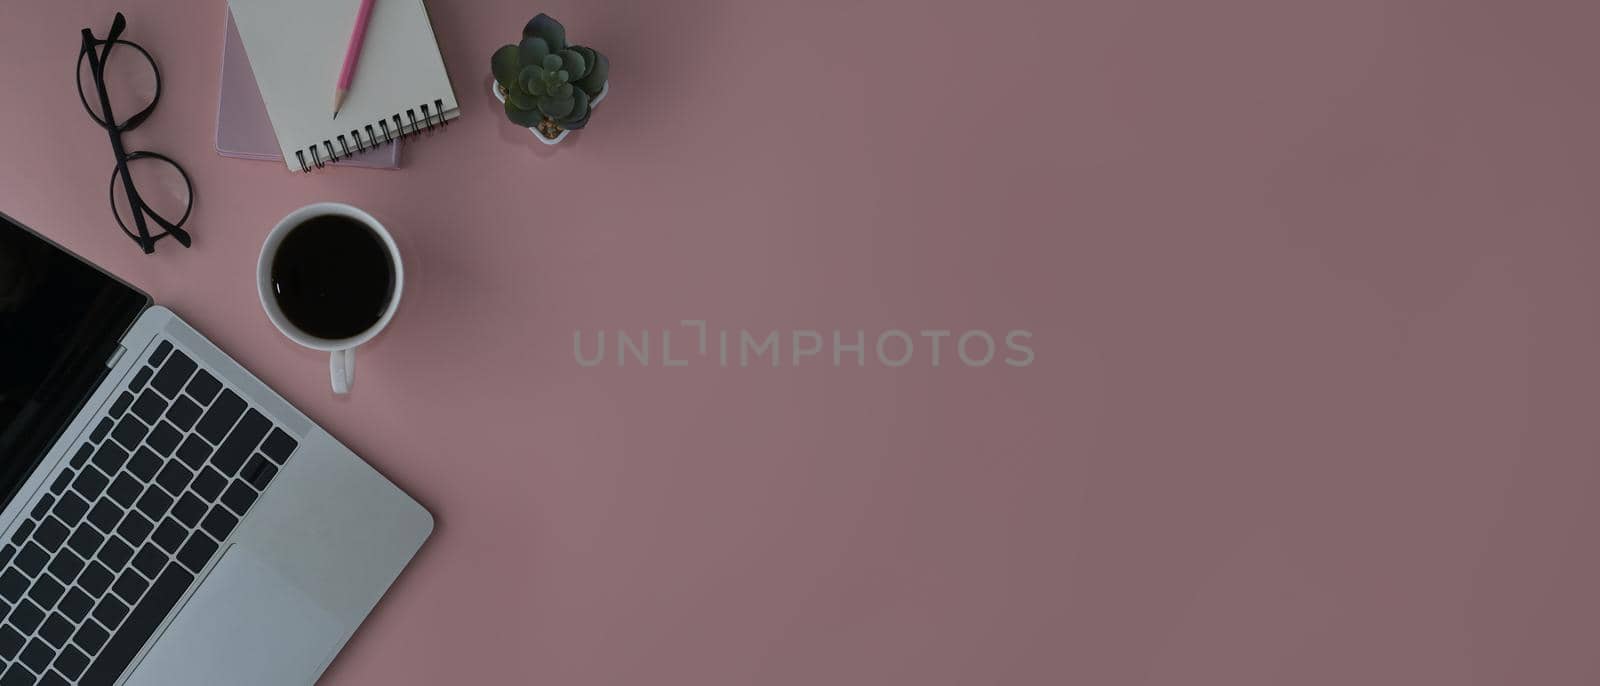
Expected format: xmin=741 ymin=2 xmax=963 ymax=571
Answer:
xmin=270 ymin=214 xmax=394 ymax=340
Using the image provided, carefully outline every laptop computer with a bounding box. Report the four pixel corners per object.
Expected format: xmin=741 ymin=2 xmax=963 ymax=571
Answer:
xmin=0 ymin=212 xmax=433 ymax=685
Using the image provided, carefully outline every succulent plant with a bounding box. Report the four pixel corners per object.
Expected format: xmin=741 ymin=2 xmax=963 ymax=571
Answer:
xmin=492 ymin=14 xmax=609 ymax=137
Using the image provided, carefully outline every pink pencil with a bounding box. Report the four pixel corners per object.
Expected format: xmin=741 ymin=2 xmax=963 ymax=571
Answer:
xmin=332 ymin=0 xmax=377 ymax=119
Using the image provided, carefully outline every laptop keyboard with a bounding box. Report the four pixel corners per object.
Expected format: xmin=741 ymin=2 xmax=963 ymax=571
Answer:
xmin=0 ymin=340 xmax=299 ymax=685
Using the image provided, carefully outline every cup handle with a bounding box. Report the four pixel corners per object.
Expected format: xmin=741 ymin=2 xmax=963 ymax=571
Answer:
xmin=331 ymin=348 xmax=356 ymax=394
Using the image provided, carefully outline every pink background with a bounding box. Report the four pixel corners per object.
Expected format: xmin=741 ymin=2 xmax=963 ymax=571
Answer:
xmin=5 ymin=0 xmax=1600 ymax=683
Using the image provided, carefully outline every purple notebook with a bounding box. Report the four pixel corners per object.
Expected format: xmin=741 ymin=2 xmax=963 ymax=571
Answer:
xmin=216 ymin=12 xmax=401 ymax=169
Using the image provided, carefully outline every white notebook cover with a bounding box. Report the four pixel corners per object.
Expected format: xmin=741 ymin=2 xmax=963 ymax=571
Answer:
xmin=217 ymin=12 xmax=402 ymax=169
xmin=227 ymin=0 xmax=459 ymax=172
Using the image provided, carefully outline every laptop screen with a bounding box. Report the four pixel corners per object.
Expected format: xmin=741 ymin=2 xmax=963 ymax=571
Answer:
xmin=0 ymin=216 xmax=147 ymax=506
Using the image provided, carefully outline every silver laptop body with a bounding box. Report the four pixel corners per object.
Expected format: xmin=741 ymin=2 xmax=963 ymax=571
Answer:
xmin=0 ymin=213 xmax=432 ymax=685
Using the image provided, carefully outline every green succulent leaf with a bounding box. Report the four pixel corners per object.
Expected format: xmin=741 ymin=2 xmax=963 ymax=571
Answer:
xmin=519 ymin=65 xmax=541 ymax=92
xmin=504 ymin=98 xmax=543 ymax=127
xmin=574 ymin=50 xmax=608 ymax=96
xmin=556 ymin=70 xmax=570 ymax=83
xmin=523 ymin=14 xmax=567 ymax=51
xmin=538 ymin=95 xmax=575 ymax=120
xmin=553 ymin=82 xmax=573 ymax=98
xmin=525 ymin=78 xmax=547 ymax=97
xmin=558 ymin=50 xmax=586 ymax=79
xmin=542 ymin=54 xmax=562 ymax=71
xmin=508 ymin=87 xmax=538 ymax=110
xmin=491 ymin=45 xmax=522 ymax=85
xmin=518 ymin=36 xmax=550 ymax=65
xmin=569 ymin=47 xmax=596 ymax=79
xmin=563 ymin=88 xmax=591 ymax=124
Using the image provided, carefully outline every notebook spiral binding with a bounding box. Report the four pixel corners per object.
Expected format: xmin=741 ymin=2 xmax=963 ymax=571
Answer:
xmin=293 ymin=98 xmax=448 ymax=172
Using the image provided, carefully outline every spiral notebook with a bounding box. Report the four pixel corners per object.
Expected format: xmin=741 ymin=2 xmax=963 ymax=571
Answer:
xmin=218 ymin=12 xmax=400 ymax=169
xmin=227 ymin=0 xmax=458 ymax=173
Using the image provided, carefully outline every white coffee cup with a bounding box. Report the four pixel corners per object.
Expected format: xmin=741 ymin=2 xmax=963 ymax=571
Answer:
xmin=257 ymin=202 xmax=403 ymax=394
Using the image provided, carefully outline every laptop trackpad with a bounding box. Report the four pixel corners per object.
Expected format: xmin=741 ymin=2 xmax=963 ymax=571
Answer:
xmin=128 ymin=545 xmax=345 ymax=686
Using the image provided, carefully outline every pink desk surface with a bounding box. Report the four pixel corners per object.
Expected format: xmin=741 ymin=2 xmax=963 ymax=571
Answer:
xmin=6 ymin=0 xmax=1600 ymax=683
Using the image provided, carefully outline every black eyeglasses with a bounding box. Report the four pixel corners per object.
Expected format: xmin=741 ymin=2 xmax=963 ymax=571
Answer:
xmin=78 ymin=13 xmax=193 ymax=254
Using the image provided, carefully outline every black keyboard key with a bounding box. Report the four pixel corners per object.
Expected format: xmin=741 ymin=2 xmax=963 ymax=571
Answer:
xmin=135 ymin=488 xmax=174 ymax=522
xmin=242 ymin=454 xmax=279 ymax=490
xmin=66 ymin=525 xmax=106 ymax=560
xmin=127 ymin=366 xmax=152 ymax=393
xmin=72 ymin=619 xmax=109 ymax=654
xmin=127 ymin=446 xmax=162 ymax=480
xmin=220 ymin=480 xmax=259 ymax=515
xmin=0 ymin=543 xmax=11 ymax=568
xmin=55 ymin=644 xmax=90 ymax=680
xmin=46 ymin=549 xmax=84 ymax=583
xmin=28 ymin=575 xmax=64 ymax=608
xmin=195 ymin=390 xmax=245 ymax=444
xmin=55 ymin=642 xmax=90 ymax=678
xmin=200 ymin=506 xmax=239 ymax=542
xmin=0 ymin=567 xmax=27 ymax=601
xmin=53 ymin=491 xmax=90 ymax=526
xmin=0 ymin=666 xmax=30 ymax=686
xmin=30 ymin=494 xmax=56 ymax=520
xmin=98 ymin=537 xmax=134 ymax=571
xmin=77 ymin=562 xmax=113 ymax=597
xmin=89 ymin=418 xmax=114 ymax=444
xmin=10 ymin=599 xmax=44 ymax=633
xmin=175 ymin=434 xmax=212 ymax=469
xmin=109 ymin=415 xmax=149 ymax=450
xmin=150 ymin=350 xmax=196 ymax=398
xmin=213 ymin=409 xmax=270 ymax=474
xmin=129 ymin=389 xmax=167 ymax=425
xmin=184 ymin=368 xmax=222 ymax=405
xmin=148 ymin=341 xmax=172 ymax=366
xmin=171 ymin=493 xmax=207 ymax=528
xmin=151 ymin=518 xmax=188 ymax=554
xmin=15 ymin=542 xmax=48 ymax=576
xmin=9 ymin=520 xmax=33 ymax=546
xmin=58 ymin=587 xmax=93 ymax=623
xmin=0 ymin=666 xmax=31 ymax=686
xmin=166 ymin=395 xmax=203 ymax=431
xmin=91 ymin=593 xmax=128 ymax=629
xmin=49 ymin=468 xmax=75 ymax=495
xmin=108 ymin=471 xmax=144 ymax=508
xmin=81 ymin=563 xmax=195 ymax=686
xmin=0 ymin=625 xmax=21 ymax=660
xmin=34 ymin=516 xmax=69 ymax=550
xmin=71 ymin=467 xmax=109 ymax=501
xmin=108 ymin=391 xmax=135 ymax=418
xmin=39 ymin=612 xmax=73 ymax=647
xmin=90 ymin=441 xmax=129 ymax=475
xmin=70 ymin=444 xmax=94 ymax=469
xmin=156 ymin=460 xmax=194 ymax=495
xmin=112 ymin=570 xmax=149 ymax=603
xmin=18 ymin=637 xmax=55 ymax=673
xmin=131 ymin=544 xmax=167 ymax=579
xmin=259 ymin=428 xmax=298 ymax=463
xmin=117 ymin=512 xmax=155 ymax=545
xmin=145 ymin=421 xmax=182 ymax=456
xmin=190 ymin=466 xmax=226 ymax=501
xmin=87 ymin=499 xmax=122 ymax=533
xmin=251 ymin=461 xmax=279 ymax=490
xmin=176 ymin=534 xmax=218 ymax=572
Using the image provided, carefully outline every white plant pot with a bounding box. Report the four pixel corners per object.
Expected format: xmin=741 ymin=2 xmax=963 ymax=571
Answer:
xmin=493 ymin=80 xmax=608 ymax=145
